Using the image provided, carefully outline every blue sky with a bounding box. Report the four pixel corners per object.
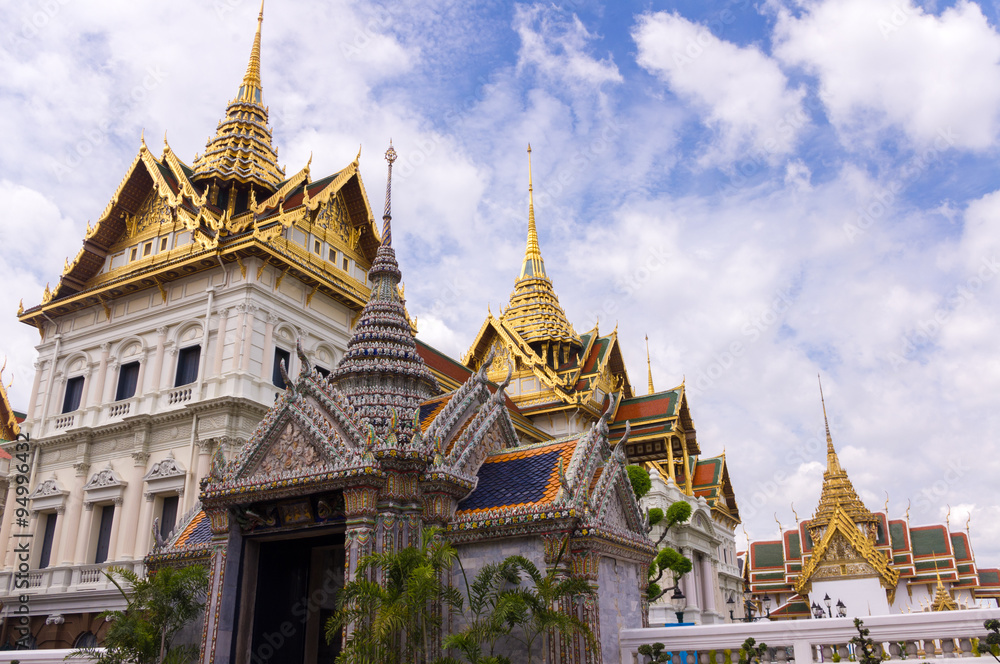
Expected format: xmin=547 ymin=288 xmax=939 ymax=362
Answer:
xmin=3 ymin=0 xmax=1000 ymax=564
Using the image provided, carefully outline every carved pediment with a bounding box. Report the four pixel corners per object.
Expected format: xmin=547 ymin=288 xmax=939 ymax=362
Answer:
xmin=246 ymin=420 xmax=329 ymax=479
xmin=145 ymin=452 xmax=186 ymax=495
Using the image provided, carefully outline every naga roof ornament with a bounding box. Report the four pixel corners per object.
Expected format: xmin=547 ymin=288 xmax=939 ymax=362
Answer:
xmin=328 ymin=142 xmax=439 ymax=444
xmin=191 ymin=0 xmax=285 ymax=189
xmin=500 ymin=145 xmax=581 ymax=350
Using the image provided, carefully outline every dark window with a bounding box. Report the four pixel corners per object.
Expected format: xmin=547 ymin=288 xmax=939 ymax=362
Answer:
xmin=272 ymin=347 xmax=291 ymax=389
xmin=73 ymin=632 xmax=97 ymax=648
xmin=160 ymin=496 xmax=179 ymax=540
xmin=174 ymin=346 xmax=200 ymax=387
xmin=94 ymin=505 xmax=115 ymax=564
xmin=315 ymin=365 xmax=330 ymax=379
xmin=38 ymin=513 xmax=57 ymax=569
xmin=115 ymin=361 xmax=140 ymax=401
xmin=62 ymin=376 xmax=85 ymax=413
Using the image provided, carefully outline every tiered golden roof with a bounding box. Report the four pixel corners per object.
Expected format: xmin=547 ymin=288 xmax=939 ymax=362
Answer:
xmin=499 ymin=145 xmax=581 ymax=359
xmin=191 ymin=1 xmax=285 ymax=190
xmin=810 ymin=378 xmax=878 ymax=529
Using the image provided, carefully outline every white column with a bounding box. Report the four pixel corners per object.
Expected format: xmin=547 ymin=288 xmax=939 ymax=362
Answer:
xmin=78 ymin=367 xmax=93 ymax=412
xmin=118 ymin=453 xmax=148 ymax=561
xmin=701 ymin=555 xmax=716 ymax=614
xmin=213 ymin=310 xmax=230 ymax=376
xmin=47 ymin=506 xmax=66 ymax=568
xmin=239 ymin=306 xmax=256 ymax=372
xmin=26 ymin=359 xmax=43 ymax=419
xmin=135 ymin=493 xmax=156 ymax=559
xmin=73 ymin=500 xmax=96 ymax=565
xmin=103 ymin=360 xmax=119 ymax=404
xmin=91 ymin=343 xmax=110 ymax=408
xmin=233 ymin=306 xmax=247 ymax=372
xmin=57 ymin=464 xmax=88 ymax=566
xmin=135 ymin=349 xmax=149 ymax=397
xmin=259 ymin=314 xmax=276 ymax=381
xmin=107 ymin=497 xmax=124 ymax=562
xmin=151 ymin=328 xmax=167 ymax=392
xmin=0 ymin=481 xmax=18 ymax=570
xmin=195 ymin=439 xmax=214 ymax=510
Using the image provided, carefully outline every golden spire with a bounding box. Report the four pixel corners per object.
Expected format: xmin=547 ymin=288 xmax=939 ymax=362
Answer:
xmin=646 ymin=334 xmax=654 ymax=395
xmin=192 ymin=1 xmax=283 ymax=189
xmin=501 ymin=145 xmax=580 ymax=353
xmin=520 ymin=144 xmax=545 ymax=280
xmin=809 ymin=374 xmax=877 ymax=529
xmin=237 ymin=0 xmax=265 ymax=104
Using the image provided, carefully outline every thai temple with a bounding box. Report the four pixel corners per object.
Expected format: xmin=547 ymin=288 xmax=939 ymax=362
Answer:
xmin=0 ymin=6 xmax=743 ymax=660
xmin=742 ymin=381 xmax=1000 ymax=620
xmin=2 ymin=3 xmax=997 ymax=661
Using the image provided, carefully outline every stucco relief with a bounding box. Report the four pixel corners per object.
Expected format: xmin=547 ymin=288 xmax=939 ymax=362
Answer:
xmin=253 ymin=421 xmax=322 ymax=476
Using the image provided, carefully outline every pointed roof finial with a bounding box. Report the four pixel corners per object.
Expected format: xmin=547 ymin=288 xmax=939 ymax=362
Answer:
xmin=521 ymin=143 xmax=544 ymax=279
xmin=818 ymin=373 xmax=841 ymax=473
xmin=237 ymin=0 xmax=265 ymax=104
xmin=382 ymin=140 xmax=396 ymax=248
xmin=645 ymin=334 xmax=655 ymax=395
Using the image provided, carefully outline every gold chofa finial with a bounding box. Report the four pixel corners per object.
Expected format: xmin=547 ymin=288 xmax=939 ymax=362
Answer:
xmin=519 ymin=143 xmax=545 ymax=280
xmin=791 ymin=503 xmax=799 ymax=524
xmin=645 ymin=334 xmax=654 ymax=395
xmin=884 ymin=491 xmax=890 ymax=515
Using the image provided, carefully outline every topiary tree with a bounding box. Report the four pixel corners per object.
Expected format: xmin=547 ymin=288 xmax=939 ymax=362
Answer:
xmin=738 ymin=637 xmax=768 ymax=664
xmin=851 ymin=618 xmax=886 ymax=664
xmin=983 ymin=619 xmax=1000 ymax=662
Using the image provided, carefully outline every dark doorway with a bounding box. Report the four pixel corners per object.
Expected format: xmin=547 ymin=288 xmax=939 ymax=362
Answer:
xmin=246 ymin=533 xmax=344 ymax=664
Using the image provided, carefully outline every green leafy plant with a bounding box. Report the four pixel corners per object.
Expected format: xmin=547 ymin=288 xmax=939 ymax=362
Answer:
xmin=627 ymin=465 xmax=652 ymax=499
xmin=850 ymin=618 xmax=885 ymax=664
xmin=444 ymin=557 xmax=525 ymax=664
xmin=326 ymin=527 xmax=463 ymax=664
xmin=71 ymin=565 xmax=209 ymax=664
xmin=637 ymin=642 xmax=670 ymax=663
xmin=645 ymin=499 xmax=693 ymax=602
xmin=983 ymin=619 xmax=1000 ymax=662
xmin=739 ymin=637 xmax=768 ymax=664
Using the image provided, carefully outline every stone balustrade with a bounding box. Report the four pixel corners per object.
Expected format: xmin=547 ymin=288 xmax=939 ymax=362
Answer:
xmin=0 ymin=649 xmax=101 ymax=662
xmin=0 ymin=560 xmax=144 ymax=597
xmin=620 ymin=608 xmax=1000 ymax=664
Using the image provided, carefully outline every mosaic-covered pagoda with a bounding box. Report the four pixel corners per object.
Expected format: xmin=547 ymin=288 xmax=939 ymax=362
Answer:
xmin=151 ymin=146 xmax=655 ymax=664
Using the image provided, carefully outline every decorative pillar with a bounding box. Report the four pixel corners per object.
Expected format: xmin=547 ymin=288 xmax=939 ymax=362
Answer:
xmin=681 ymin=441 xmax=691 ymax=495
xmin=78 ymin=367 xmax=93 ymax=414
xmin=103 ymin=360 xmax=119 ymax=404
xmin=48 ymin=506 xmax=66 ymax=568
xmin=57 ymin=463 xmax=89 ymax=566
xmin=118 ymin=452 xmax=149 ymax=560
xmin=151 ymin=327 xmax=168 ymax=391
xmin=135 ymin=493 xmax=156 ymax=559
xmin=106 ymin=498 xmax=124 ymax=562
xmin=134 ymin=349 xmax=149 ymax=397
xmin=196 ymin=440 xmax=214 ymax=491
xmin=213 ymin=310 xmax=230 ymax=376
xmin=701 ymin=555 xmax=716 ymax=614
xmin=239 ymin=306 xmax=257 ymax=372
xmin=666 ymin=437 xmax=676 ymax=482
xmin=26 ymin=359 xmax=43 ymax=419
xmin=73 ymin=501 xmax=96 ymax=565
xmin=233 ymin=306 xmax=247 ymax=372
xmin=92 ymin=343 xmax=109 ymax=407
xmin=0 ymin=481 xmax=18 ymax=570
xmin=259 ymin=314 xmax=277 ymax=381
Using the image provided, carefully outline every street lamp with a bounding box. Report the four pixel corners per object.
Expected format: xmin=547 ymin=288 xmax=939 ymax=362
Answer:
xmin=836 ymin=599 xmax=847 ymax=618
xmin=670 ymin=586 xmax=687 ymax=624
xmin=824 ymin=593 xmax=832 ymax=618
xmin=727 ymin=594 xmax=736 ymax=622
xmin=762 ymin=594 xmax=772 ymax=619
xmin=811 ymin=602 xmax=824 ymax=619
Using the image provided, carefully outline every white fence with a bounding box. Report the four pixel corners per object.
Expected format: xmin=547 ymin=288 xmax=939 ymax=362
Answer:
xmin=620 ymin=609 xmax=1000 ymax=664
xmin=0 ymin=650 xmax=101 ymax=662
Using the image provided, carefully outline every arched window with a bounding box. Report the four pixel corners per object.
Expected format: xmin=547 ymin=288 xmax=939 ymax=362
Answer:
xmin=73 ymin=631 xmax=98 ymax=648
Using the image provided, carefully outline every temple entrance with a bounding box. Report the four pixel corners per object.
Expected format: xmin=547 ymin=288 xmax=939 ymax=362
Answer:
xmin=239 ymin=531 xmax=345 ymax=664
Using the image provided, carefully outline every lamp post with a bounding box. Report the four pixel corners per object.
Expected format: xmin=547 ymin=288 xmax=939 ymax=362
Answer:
xmin=670 ymin=586 xmax=687 ymax=624
xmin=824 ymin=593 xmax=832 ymax=618
xmin=727 ymin=594 xmax=736 ymax=622
xmin=836 ymin=599 xmax=847 ymax=618
xmin=762 ymin=594 xmax=772 ymax=619
xmin=811 ymin=602 xmax=824 ymax=619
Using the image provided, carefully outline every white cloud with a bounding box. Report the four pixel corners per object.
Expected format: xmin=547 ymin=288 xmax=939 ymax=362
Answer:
xmin=773 ymin=0 xmax=1000 ymax=150
xmin=633 ymin=11 xmax=807 ymax=163
xmin=514 ymin=4 xmax=622 ymax=88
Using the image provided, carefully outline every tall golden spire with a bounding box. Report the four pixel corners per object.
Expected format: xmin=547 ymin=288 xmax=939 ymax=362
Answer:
xmin=520 ymin=144 xmax=545 ymax=280
xmin=192 ymin=1 xmax=284 ymax=190
xmin=646 ymin=334 xmax=655 ymax=395
xmin=236 ymin=0 xmax=265 ymax=104
xmin=810 ymin=375 xmax=876 ymax=528
xmin=501 ymin=145 xmax=580 ymax=355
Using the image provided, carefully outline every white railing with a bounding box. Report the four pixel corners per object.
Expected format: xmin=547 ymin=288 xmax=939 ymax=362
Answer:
xmin=167 ymin=386 xmax=192 ymax=405
xmin=108 ymin=401 xmax=131 ymax=418
xmin=53 ymin=414 xmax=74 ymax=429
xmin=0 ymin=560 xmax=145 ymax=596
xmin=620 ymin=609 xmax=1000 ymax=664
